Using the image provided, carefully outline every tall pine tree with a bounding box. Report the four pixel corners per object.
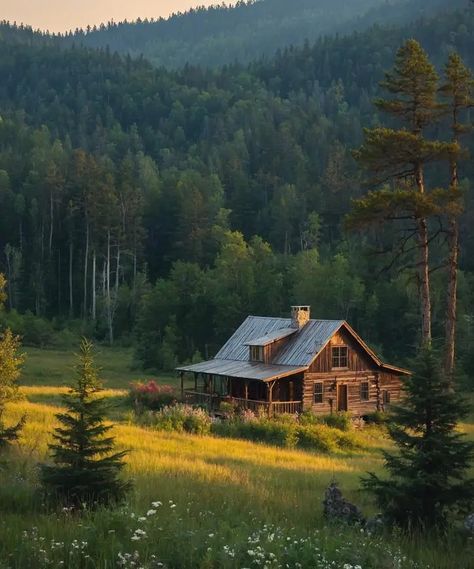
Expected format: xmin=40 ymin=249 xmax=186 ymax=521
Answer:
xmin=362 ymin=349 xmax=474 ymax=529
xmin=439 ymin=53 xmax=474 ymax=385
xmin=350 ymin=40 xmax=455 ymax=346
xmin=41 ymin=338 xmax=130 ymax=506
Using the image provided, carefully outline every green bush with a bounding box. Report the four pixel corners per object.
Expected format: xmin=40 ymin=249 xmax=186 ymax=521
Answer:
xmin=364 ymin=410 xmax=388 ymax=425
xmin=321 ymin=412 xmax=352 ymax=431
xmin=299 ymin=410 xmax=352 ymax=431
xmin=140 ymin=404 xmax=211 ymax=435
xmin=296 ymin=425 xmax=338 ymax=453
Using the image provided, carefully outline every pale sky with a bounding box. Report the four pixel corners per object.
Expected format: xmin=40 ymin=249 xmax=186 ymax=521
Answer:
xmin=1 ymin=1 xmax=223 ymax=33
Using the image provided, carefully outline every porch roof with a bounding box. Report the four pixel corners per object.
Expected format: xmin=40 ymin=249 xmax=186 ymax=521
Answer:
xmin=176 ymin=359 xmax=307 ymax=382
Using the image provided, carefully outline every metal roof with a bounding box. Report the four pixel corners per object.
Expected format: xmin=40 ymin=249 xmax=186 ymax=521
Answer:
xmin=176 ymin=315 xmax=409 ymax=380
xmin=176 ymin=359 xmax=307 ymax=382
xmin=215 ymin=316 xmax=344 ymax=367
xmin=243 ymin=327 xmax=297 ymax=347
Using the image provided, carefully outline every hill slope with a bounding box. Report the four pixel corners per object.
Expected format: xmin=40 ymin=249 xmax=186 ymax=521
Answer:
xmin=65 ymin=0 xmax=467 ymax=68
xmin=0 ymin=5 xmax=473 ymax=369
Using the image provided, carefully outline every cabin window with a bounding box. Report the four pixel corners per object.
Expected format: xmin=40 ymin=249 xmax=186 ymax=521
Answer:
xmin=383 ymin=390 xmax=391 ymax=406
xmin=314 ymin=382 xmax=324 ymax=404
xmin=250 ymin=345 xmax=264 ymax=362
xmin=332 ymin=346 xmax=348 ymax=369
xmin=360 ymin=381 xmax=369 ymax=402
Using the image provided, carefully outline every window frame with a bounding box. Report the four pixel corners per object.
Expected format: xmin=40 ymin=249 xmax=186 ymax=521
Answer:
xmin=360 ymin=381 xmax=369 ymax=402
xmin=331 ymin=345 xmax=349 ymax=369
xmin=250 ymin=345 xmax=264 ymax=362
xmin=383 ymin=390 xmax=391 ymax=406
xmin=314 ymin=382 xmax=324 ymax=404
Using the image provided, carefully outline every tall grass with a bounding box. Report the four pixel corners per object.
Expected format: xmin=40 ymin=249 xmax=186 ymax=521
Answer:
xmin=1 ymin=397 xmax=473 ymax=568
xmin=1 ymin=348 xmax=473 ymax=569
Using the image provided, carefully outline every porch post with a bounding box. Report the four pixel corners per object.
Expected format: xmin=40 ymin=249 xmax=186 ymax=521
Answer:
xmin=268 ymin=381 xmax=275 ymax=416
xmin=244 ymin=380 xmax=249 ymax=401
xmin=180 ymin=372 xmax=184 ymax=400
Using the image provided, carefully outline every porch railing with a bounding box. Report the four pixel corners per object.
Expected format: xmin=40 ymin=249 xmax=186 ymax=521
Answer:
xmin=183 ymin=390 xmax=302 ymax=415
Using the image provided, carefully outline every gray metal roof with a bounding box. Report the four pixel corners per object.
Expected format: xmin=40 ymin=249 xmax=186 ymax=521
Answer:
xmin=243 ymin=327 xmax=296 ymax=347
xmin=176 ymin=359 xmax=307 ymax=382
xmin=215 ymin=316 xmax=344 ymax=367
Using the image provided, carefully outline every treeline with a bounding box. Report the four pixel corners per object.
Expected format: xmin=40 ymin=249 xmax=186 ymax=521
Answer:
xmin=0 ymin=8 xmax=473 ymax=380
xmin=68 ymin=0 xmax=467 ymax=69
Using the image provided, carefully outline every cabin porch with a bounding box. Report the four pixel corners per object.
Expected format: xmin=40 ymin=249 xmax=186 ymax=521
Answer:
xmin=180 ymin=371 xmax=304 ymax=415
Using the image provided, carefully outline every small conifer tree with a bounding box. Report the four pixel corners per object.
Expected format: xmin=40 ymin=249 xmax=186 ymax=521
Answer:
xmin=41 ymin=338 xmax=130 ymax=507
xmin=362 ymin=349 xmax=474 ymax=529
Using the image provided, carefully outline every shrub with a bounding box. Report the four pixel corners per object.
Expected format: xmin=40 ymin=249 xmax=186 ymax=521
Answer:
xmin=321 ymin=412 xmax=352 ymax=431
xmin=141 ymin=404 xmax=211 ymax=435
xmin=212 ymin=414 xmax=298 ymax=447
xmin=296 ymin=425 xmax=338 ymax=453
xmin=299 ymin=411 xmax=352 ymax=431
xmin=129 ymin=381 xmax=177 ymax=412
xmin=363 ymin=410 xmax=387 ymax=425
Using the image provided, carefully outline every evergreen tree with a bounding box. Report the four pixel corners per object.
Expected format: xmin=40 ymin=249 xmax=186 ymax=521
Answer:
xmin=0 ymin=274 xmax=25 ymax=450
xmin=439 ymin=53 xmax=474 ymax=384
xmin=41 ymin=339 xmax=130 ymax=506
xmin=362 ymin=349 xmax=474 ymax=529
xmin=351 ymin=40 xmax=455 ymax=346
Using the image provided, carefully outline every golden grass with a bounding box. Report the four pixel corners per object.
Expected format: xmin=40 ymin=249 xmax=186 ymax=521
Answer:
xmin=1 ymin=359 xmax=473 ymax=568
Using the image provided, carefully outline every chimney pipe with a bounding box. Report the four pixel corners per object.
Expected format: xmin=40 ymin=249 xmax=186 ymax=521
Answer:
xmin=291 ymin=306 xmax=310 ymax=329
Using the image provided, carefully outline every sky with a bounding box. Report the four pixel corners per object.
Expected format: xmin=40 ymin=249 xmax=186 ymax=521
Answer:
xmin=2 ymin=1 xmax=223 ymax=33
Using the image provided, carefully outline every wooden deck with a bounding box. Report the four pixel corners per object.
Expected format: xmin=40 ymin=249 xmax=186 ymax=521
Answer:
xmin=183 ymin=390 xmax=302 ymax=415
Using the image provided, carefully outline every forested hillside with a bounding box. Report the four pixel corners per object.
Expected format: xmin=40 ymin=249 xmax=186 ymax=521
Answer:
xmin=8 ymin=0 xmax=466 ymax=68
xmin=0 ymin=4 xmax=473 ymax=379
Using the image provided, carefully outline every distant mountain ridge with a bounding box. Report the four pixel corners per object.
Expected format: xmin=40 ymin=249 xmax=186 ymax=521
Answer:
xmin=2 ymin=0 xmax=468 ymax=69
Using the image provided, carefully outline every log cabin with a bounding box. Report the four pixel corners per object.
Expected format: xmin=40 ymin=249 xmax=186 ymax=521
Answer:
xmin=177 ymin=306 xmax=409 ymax=416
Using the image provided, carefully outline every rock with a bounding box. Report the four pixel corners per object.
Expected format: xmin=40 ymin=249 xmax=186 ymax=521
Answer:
xmin=365 ymin=513 xmax=385 ymax=534
xmin=323 ymin=481 xmax=365 ymax=525
xmin=465 ymin=513 xmax=474 ymax=534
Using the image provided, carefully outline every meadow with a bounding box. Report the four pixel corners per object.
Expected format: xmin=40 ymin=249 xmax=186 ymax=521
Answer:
xmin=0 ymin=347 xmax=473 ymax=569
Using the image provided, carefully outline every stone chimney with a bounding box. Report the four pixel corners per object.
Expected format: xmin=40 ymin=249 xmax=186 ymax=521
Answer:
xmin=291 ymin=305 xmax=311 ymax=329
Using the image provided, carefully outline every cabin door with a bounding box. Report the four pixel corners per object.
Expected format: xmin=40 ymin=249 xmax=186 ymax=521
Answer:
xmin=337 ymin=384 xmax=348 ymax=412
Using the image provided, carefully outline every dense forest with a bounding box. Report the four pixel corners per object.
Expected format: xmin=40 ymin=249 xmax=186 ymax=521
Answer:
xmin=0 ymin=2 xmax=473 ymax=382
xmin=2 ymin=0 xmax=467 ymax=68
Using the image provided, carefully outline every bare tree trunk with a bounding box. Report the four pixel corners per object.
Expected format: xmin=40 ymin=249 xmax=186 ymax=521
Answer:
xmin=57 ymin=249 xmax=61 ymax=313
xmin=415 ymin=163 xmax=432 ymax=347
xmin=49 ymin=190 xmax=54 ymax=256
xmin=91 ymin=249 xmax=96 ymax=321
xmin=83 ymin=222 xmax=89 ymax=319
xmin=5 ymin=247 xmax=13 ymax=310
xmin=69 ymin=241 xmax=74 ymax=318
xmin=106 ymin=230 xmax=113 ymax=345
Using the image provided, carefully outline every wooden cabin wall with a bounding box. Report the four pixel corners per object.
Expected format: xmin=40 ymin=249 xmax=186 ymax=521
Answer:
xmin=308 ymin=329 xmax=376 ymax=373
xmin=379 ymin=371 xmax=404 ymax=408
xmin=303 ymin=363 xmax=405 ymax=416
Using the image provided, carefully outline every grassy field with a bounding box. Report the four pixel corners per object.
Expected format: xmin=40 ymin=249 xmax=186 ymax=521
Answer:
xmin=0 ymin=346 xmax=473 ymax=568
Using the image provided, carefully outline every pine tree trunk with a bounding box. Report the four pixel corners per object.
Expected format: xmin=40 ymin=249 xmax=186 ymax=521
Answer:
xmin=415 ymin=163 xmax=432 ymax=346
xmin=444 ymin=217 xmax=458 ymax=384
xmin=445 ymin=155 xmax=459 ymax=387
xmin=418 ymin=217 xmax=432 ymax=346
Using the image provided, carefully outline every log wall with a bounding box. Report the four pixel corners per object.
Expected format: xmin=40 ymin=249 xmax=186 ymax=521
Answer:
xmin=303 ymin=328 xmax=404 ymax=415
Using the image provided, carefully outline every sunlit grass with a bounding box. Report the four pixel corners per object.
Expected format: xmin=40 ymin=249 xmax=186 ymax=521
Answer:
xmin=1 ymin=348 xmax=472 ymax=568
